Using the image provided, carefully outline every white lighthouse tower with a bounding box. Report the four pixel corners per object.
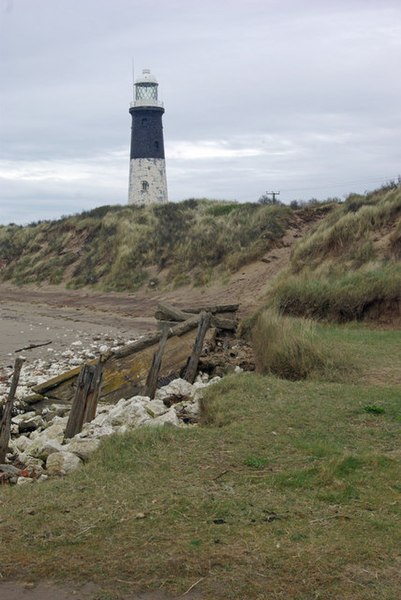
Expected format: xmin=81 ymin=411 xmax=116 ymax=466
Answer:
xmin=128 ymin=69 xmax=168 ymax=205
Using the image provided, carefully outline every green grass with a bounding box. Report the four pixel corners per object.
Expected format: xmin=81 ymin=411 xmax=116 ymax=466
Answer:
xmin=1 ymin=325 xmax=401 ymax=599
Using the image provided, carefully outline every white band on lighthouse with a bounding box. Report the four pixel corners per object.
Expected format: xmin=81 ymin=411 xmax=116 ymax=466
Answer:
xmin=128 ymin=158 xmax=168 ymax=206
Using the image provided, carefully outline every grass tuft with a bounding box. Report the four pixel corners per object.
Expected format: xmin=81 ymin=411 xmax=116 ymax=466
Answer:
xmin=250 ymin=309 xmax=354 ymax=381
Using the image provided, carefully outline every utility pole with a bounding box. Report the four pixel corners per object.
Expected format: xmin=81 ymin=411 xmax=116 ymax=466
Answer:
xmin=266 ymin=191 xmax=281 ymax=203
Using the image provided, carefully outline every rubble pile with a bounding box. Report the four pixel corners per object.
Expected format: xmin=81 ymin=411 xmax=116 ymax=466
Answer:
xmin=0 ymin=314 xmax=253 ymax=487
xmin=0 ymin=332 xmax=139 ymax=403
xmin=0 ymin=375 xmax=222 ymax=486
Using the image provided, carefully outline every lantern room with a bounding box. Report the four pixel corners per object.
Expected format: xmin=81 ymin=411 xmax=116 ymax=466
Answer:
xmin=133 ymin=69 xmax=162 ymax=108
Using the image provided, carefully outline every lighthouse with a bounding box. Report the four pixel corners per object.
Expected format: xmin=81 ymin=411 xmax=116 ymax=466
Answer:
xmin=128 ymin=69 xmax=168 ymax=205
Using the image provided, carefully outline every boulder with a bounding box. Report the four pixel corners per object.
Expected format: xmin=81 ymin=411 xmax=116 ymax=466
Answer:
xmin=18 ymin=415 xmax=46 ymax=433
xmin=0 ymin=464 xmax=20 ymax=485
xmin=146 ymin=399 xmax=169 ymax=417
xmin=11 ymin=411 xmax=36 ymax=425
xmin=107 ymin=396 xmax=151 ymax=428
xmin=176 ymin=399 xmax=200 ymax=418
xmin=80 ymin=423 xmax=115 ymax=439
xmin=155 ymin=378 xmax=195 ymax=404
xmin=146 ymin=407 xmax=180 ymax=428
xmin=46 ymin=451 xmax=82 ymax=475
xmin=17 ymin=455 xmax=45 ymax=474
xmin=0 ymin=464 xmax=20 ymax=476
xmin=26 ymin=424 xmax=65 ymax=459
xmin=16 ymin=476 xmax=34 ymax=485
xmin=14 ymin=435 xmax=33 ymax=453
xmin=66 ymin=437 xmax=100 ymax=461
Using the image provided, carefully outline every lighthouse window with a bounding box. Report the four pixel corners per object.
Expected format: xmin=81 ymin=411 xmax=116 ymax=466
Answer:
xmin=141 ymin=118 xmax=148 ymax=126
xmin=136 ymin=84 xmax=158 ymax=101
xmin=142 ymin=181 xmax=149 ymax=192
xmin=154 ymin=141 xmax=159 ymax=150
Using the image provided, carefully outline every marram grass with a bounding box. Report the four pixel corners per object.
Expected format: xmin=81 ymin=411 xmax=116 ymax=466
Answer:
xmin=0 ymin=200 xmax=293 ymax=290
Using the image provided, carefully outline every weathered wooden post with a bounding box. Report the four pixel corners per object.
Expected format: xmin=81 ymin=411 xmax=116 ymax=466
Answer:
xmin=0 ymin=357 xmax=25 ymax=463
xmin=64 ymin=358 xmax=104 ymax=440
xmin=145 ymin=329 xmax=169 ymax=399
xmin=183 ymin=311 xmax=211 ymax=384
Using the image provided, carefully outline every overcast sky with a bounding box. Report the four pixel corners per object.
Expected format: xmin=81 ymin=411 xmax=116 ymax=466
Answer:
xmin=1 ymin=0 xmax=400 ymax=224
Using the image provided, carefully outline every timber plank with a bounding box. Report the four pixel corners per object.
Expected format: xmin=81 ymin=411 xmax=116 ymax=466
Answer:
xmin=30 ymin=320 xmax=200 ymax=405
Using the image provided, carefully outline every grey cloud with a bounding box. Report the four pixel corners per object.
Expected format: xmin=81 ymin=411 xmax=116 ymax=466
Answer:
xmin=1 ymin=0 xmax=401 ymax=223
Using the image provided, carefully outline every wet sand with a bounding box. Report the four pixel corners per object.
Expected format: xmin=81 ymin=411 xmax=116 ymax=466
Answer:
xmin=0 ymin=296 xmax=156 ymax=368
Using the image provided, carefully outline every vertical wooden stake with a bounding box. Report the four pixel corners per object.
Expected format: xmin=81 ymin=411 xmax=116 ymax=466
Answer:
xmin=64 ymin=358 xmax=104 ymax=440
xmin=183 ymin=312 xmax=211 ymax=384
xmin=145 ymin=329 xmax=169 ymax=399
xmin=0 ymin=357 xmax=25 ymax=463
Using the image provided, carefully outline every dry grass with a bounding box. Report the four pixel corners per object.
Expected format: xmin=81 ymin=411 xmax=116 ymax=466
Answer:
xmin=290 ymin=187 xmax=401 ymax=273
xmin=264 ymin=186 xmax=401 ymax=323
xmin=0 ymin=200 xmax=294 ymax=290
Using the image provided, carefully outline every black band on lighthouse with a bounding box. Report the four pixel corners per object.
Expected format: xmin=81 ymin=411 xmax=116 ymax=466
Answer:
xmin=129 ymin=106 xmax=165 ymax=160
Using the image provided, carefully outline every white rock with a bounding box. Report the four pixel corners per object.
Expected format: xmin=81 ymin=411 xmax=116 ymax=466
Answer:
xmin=155 ymin=379 xmax=194 ymax=402
xmin=176 ymin=399 xmax=200 ymax=417
xmin=46 ymin=451 xmax=82 ymax=475
xmin=146 ymin=399 xmax=168 ymax=417
xmin=107 ymin=396 xmax=150 ymax=427
xmin=195 ymin=372 xmax=209 ymax=384
xmin=17 ymin=476 xmax=34 ymax=485
xmin=25 ymin=422 xmax=66 ymax=459
xmin=66 ymin=437 xmax=100 ymax=461
xmin=146 ymin=407 xmax=180 ymax=428
xmin=80 ymin=423 xmax=115 ymax=439
xmin=11 ymin=411 xmax=36 ymax=425
xmin=40 ymin=421 xmax=66 ymax=440
xmin=234 ymin=366 xmax=244 ymax=373
xmin=14 ymin=435 xmax=33 ymax=453
xmin=27 ymin=437 xmax=64 ymax=460
xmin=17 ymin=455 xmax=44 ymax=472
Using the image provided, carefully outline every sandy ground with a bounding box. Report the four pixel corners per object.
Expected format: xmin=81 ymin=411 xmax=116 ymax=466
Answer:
xmin=0 ymin=298 xmax=156 ymax=368
xmin=0 ymin=581 xmax=201 ymax=600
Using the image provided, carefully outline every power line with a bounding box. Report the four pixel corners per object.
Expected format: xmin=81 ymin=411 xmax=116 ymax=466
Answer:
xmin=279 ymin=175 xmax=399 ymax=195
